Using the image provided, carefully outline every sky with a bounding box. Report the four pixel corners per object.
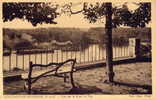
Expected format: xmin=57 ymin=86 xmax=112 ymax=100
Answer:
xmin=3 ymin=2 xmax=149 ymax=29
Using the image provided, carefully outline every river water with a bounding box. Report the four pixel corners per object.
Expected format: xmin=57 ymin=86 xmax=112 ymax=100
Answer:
xmin=3 ymin=44 xmax=131 ymax=71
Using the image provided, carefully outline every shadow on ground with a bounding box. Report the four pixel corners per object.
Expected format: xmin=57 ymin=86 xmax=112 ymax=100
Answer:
xmin=112 ymin=81 xmax=152 ymax=94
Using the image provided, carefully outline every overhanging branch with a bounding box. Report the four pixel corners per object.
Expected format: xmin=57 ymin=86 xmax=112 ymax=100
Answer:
xmin=62 ymin=2 xmax=87 ymax=15
xmin=70 ymin=9 xmax=83 ymax=14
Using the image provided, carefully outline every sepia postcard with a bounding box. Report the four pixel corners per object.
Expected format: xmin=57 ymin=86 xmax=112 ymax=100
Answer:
xmin=0 ymin=0 xmax=156 ymax=100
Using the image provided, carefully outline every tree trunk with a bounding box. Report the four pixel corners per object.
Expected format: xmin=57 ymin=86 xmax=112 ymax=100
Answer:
xmin=105 ymin=3 xmax=114 ymax=82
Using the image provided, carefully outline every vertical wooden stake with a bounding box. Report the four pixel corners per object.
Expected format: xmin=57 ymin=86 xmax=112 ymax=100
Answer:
xmin=28 ymin=61 xmax=33 ymax=94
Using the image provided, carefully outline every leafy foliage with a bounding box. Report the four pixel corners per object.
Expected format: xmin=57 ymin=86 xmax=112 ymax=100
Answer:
xmin=83 ymin=3 xmax=107 ymax=23
xmin=83 ymin=2 xmax=151 ymax=28
xmin=3 ymin=2 xmax=151 ymax=28
xmin=129 ymin=3 xmax=151 ymax=27
xmin=3 ymin=2 xmax=59 ymax=26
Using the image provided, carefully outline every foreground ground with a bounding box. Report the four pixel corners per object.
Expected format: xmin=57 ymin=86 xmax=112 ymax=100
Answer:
xmin=3 ymin=61 xmax=152 ymax=95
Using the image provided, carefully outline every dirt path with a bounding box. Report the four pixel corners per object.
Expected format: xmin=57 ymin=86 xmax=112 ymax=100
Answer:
xmin=3 ymin=62 xmax=152 ymax=94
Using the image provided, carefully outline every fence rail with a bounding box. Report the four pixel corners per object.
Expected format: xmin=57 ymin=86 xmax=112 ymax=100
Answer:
xmin=3 ymin=38 xmax=139 ymax=71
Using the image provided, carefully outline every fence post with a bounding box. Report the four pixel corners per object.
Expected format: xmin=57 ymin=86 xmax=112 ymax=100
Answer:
xmin=129 ymin=38 xmax=141 ymax=59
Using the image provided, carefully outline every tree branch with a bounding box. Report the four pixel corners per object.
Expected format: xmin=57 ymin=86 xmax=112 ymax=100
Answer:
xmin=68 ymin=2 xmax=87 ymax=14
xmin=70 ymin=9 xmax=83 ymax=14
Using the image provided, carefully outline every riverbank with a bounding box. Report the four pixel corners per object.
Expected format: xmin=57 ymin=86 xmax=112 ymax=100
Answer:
xmin=3 ymin=61 xmax=152 ymax=94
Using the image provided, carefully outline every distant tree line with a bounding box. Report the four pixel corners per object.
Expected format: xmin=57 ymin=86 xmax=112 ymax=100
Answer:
xmin=3 ymin=28 xmax=91 ymax=50
xmin=3 ymin=27 xmax=151 ymax=50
